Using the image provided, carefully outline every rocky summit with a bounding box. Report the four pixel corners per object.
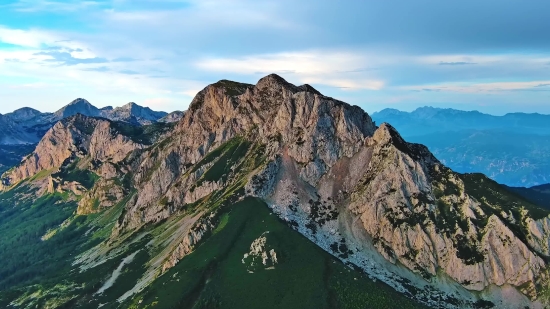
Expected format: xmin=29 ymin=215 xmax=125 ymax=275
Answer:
xmin=1 ymin=74 xmax=550 ymax=309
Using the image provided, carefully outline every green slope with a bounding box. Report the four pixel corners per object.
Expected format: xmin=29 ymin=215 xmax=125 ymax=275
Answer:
xmin=122 ymin=197 xmax=426 ymax=309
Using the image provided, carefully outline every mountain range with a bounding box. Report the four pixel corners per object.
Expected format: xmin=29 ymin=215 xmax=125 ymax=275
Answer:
xmin=0 ymin=100 xmax=184 ymax=174
xmin=372 ymin=107 xmax=550 ymax=187
xmin=0 ymin=99 xmax=184 ymax=145
xmin=1 ymin=74 xmax=549 ymax=308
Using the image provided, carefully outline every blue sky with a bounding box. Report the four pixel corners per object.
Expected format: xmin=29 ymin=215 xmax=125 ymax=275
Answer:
xmin=0 ymin=0 xmax=550 ymax=115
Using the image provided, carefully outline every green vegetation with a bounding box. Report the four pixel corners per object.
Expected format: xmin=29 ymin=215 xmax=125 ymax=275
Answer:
xmin=123 ymin=198 xmax=427 ymax=309
xmin=110 ymin=121 xmax=175 ymax=145
xmin=213 ymin=80 xmax=253 ymax=96
xmin=0 ymin=186 xmax=83 ymax=290
xmin=53 ymin=163 xmax=99 ymax=190
xmin=198 ymin=139 xmax=251 ymax=186
xmin=0 ymin=182 xmax=134 ymax=308
xmin=460 ymin=173 xmax=550 ymax=220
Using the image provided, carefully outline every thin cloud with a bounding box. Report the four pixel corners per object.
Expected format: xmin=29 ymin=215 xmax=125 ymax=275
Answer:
xmin=196 ymin=51 xmax=385 ymax=90
xmin=119 ymin=69 xmax=140 ymax=75
xmin=439 ymin=61 xmax=477 ymax=65
xmin=81 ymin=66 xmax=110 ymax=72
xmin=35 ymin=51 xmax=108 ymax=66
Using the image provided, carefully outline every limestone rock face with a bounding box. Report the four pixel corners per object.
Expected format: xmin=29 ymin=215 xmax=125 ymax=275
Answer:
xmin=116 ymin=75 xmax=376 ymax=233
xmin=349 ymin=124 xmax=546 ymax=291
xmin=161 ymin=212 xmax=217 ymax=273
xmin=242 ymin=232 xmax=279 ymax=272
xmin=47 ymin=176 xmax=87 ymax=196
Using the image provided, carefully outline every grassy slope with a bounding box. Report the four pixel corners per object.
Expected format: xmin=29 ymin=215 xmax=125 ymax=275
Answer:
xmin=123 ymin=198 xmax=427 ymax=309
xmin=0 ymin=186 xmax=127 ymax=308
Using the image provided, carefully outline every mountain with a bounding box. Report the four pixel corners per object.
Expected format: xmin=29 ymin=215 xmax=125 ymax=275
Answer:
xmin=101 ymin=102 xmax=168 ymax=125
xmin=159 ymin=110 xmax=185 ymax=123
xmin=373 ymin=107 xmax=550 ymax=136
xmin=0 ymin=114 xmax=39 ymax=145
xmin=0 ymin=100 xmax=172 ymax=180
xmin=4 ymin=107 xmax=43 ymax=122
xmin=0 ymin=99 xmax=171 ymax=146
xmin=51 ymin=98 xmax=102 ymax=120
xmin=372 ymin=107 xmax=550 ymax=187
xmin=1 ymin=74 xmax=549 ymax=308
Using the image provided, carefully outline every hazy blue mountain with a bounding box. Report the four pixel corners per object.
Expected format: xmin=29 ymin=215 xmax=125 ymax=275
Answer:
xmin=159 ymin=110 xmax=185 ymax=123
xmin=372 ymin=107 xmax=550 ymax=186
xmin=373 ymin=107 xmax=550 ymax=136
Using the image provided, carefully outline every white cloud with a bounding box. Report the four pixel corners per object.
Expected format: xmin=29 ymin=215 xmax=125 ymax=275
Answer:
xmin=196 ymin=51 xmax=386 ymax=90
xmin=0 ymin=26 xmax=59 ymax=48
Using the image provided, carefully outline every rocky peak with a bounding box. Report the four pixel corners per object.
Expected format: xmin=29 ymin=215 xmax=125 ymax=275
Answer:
xmin=6 ymin=107 xmax=43 ymax=122
xmin=102 ymin=102 xmax=168 ymax=125
xmin=159 ymin=111 xmax=185 ymax=123
xmin=54 ymin=98 xmax=101 ymax=119
xmin=256 ymin=73 xmax=294 ymax=90
xmin=120 ymin=102 xmax=139 ymax=111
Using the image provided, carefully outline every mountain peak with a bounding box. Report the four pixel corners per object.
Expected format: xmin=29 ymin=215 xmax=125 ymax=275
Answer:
xmin=6 ymin=107 xmax=43 ymax=122
xmin=122 ymin=102 xmax=138 ymax=108
xmin=256 ymin=73 xmax=296 ymax=91
xmin=67 ymin=98 xmax=92 ymax=106
xmin=54 ymin=98 xmax=100 ymax=119
xmin=103 ymin=102 xmax=167 ymax=125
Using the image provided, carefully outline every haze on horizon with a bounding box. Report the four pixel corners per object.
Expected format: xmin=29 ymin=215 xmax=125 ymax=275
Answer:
xmin=1 ymin=0 xmax=549 ymax=115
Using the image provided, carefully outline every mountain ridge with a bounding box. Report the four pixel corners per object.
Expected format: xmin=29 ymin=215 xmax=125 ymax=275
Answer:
xmin=0 ymin=100 xmax=171 ymax=146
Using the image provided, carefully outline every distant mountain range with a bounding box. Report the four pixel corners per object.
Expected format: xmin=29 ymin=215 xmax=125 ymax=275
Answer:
xmin=0 ymin=99 xmax=184 ymax=174
xmin=0 ymin=99 xmax=183 ymax=145
xmin=372 ymin=107 xmax=550 ymax=187
xmin=372 ymin=107 xmax=550 ymax=136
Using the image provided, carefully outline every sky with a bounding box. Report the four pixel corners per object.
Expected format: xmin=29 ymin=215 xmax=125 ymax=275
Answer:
xmin=0 ymin=0 xmax=550 ymax=115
